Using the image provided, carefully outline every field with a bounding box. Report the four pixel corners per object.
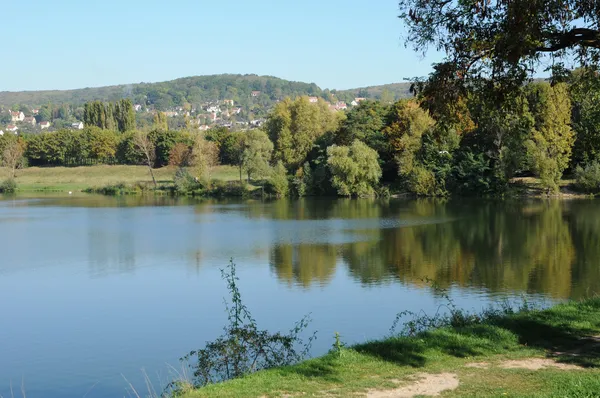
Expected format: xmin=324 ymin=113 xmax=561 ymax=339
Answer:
xmin=0 ymin=165 xmax=241 ymax=192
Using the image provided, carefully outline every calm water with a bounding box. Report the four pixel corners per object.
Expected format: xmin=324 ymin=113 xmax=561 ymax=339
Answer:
xmin=1 ymin=195 xmax=599 ymax=397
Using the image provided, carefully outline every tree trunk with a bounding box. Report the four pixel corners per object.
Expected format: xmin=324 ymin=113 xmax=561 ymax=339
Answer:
xmin=147 ymin=160 xmax=157 ymax=188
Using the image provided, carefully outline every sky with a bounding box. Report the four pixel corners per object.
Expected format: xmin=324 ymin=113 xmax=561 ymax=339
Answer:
xmin=0 ymin=0 xmax=444 ymax=92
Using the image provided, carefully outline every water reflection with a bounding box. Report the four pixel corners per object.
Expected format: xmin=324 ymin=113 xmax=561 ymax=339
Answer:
xmin=2 ymin=194 xmax=599 ymax=299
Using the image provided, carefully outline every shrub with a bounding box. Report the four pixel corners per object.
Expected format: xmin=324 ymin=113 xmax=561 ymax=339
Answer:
xmin=575 ymin=161 xmax=600 ymax=193
xmin=173 ymin=167 xmax=202 ymax=195
xmin=177 ymin=260 xmax=315 ymax=389
xmin=210 ymin=180 xmax=248 ymax=197
xmin=0 ymin=179 xmax=17 ymax=193
xmin=408 ymin=165 xmax=437 ymax=196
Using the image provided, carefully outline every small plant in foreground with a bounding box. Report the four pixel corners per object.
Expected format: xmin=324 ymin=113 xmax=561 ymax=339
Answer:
xmin=330 ymin=332 xmax=346 ymax=358
xmin=170 ymin=260 xmax=316 ymax=393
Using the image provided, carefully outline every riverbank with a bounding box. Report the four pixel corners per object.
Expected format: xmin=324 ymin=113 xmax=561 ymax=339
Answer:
xmin=0 ymin=165 xmax=595 ymax=198
xmin=0 ymin=165 xmax=240 ymax=192
xmin=179 ymin=298 xmax=600 ymax=397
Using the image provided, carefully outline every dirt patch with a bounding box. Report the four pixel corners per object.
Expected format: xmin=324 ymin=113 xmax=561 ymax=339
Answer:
xmin=500 ymin=358 xmax=582 ymax=371
xmin=366 ymin=373 xmax=459 ymax=397
xmin=465 ymin=362 xmax=490 ymax=369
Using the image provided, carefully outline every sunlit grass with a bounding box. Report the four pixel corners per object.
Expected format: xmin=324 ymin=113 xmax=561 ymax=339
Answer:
xmin=0 ymin=165 xmax=241 ymax=192
xmin=180 ymin=298 xmax=600 ymax=397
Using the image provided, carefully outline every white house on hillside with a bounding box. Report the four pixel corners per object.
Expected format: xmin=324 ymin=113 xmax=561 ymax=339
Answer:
xmin=308 ymin=96 xmax=319 ymax=103
xmin=39 ymin=121 xmax=50 ymax=129
xmin=23 ymin=116 xmax=36 ymax=126
xmin=71 ymin=122 xmax=84 ymax=130
xmin=6 ymin=125 xmax=18 ymax=132
xmin=0 ymin=130 xmax=4 ymax=135
xmin=10 ymin=111 xmax=25 ymax=122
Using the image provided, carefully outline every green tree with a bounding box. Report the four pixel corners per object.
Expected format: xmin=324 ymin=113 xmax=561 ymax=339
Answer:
xmin=189 ymin=134 xmax=220 ymax=180
xmin=383 ymin=100 xmax=435 ymax=181
xmin=265 ymin=96 xmax=342 ymax=171
xmin=113 ymin=99 xmax=136 ymax=132
xmin=327 ymin=140 xmax=382 ymax=197
xmin=153 ymin=111 xmax=169 ymax=130
xmin=399 ymin=0 xmax=600 ymax=88
xmin=241 ymin=130 xmax=274 ymax=182
xmin=569 ymin=68 xmax=600 ymax=166
xmin=268 ymin=161 xmax=289 ymax=197
xmin=525 ymin=82 xmax=574 ymax=192
xmin=84 ymin=127 xmax=118 ymax=163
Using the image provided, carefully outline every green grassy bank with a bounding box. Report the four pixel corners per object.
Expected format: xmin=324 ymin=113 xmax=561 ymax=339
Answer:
xmin=180 ymin=298 xmax=600 ymax=397
xmin=0 ymin=165 xmax=240 ymax=192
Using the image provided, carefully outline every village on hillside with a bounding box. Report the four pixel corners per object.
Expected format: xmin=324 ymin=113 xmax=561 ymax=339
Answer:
xmin=0 ymin=94 xmax=367 ymax=135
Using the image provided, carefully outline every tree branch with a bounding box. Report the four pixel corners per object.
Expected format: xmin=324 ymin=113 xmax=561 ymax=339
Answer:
xmin=537 ymin=28 xmax=600 ymax=52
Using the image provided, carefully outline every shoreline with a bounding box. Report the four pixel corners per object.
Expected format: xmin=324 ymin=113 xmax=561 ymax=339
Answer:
xmin=1 ymin=165 xmax=596 ymax=199
xmin=178 ymin=298 xmax=600 ymax=397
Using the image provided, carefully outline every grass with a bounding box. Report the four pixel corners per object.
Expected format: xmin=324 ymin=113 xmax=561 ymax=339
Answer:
xmin=179 ymin=298 xmax=600 ymax=397
xmin=0 ymin=165 xmax=241 ymax=192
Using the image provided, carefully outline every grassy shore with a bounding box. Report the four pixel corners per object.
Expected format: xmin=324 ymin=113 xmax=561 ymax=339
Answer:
xmin=180 ymin=298 xmax=600 ymax=397
xmin=0 ymin=165 xmax=241 ymax=192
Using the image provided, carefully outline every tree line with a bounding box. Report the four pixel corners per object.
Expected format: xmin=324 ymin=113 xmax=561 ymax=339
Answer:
xmin=2 ymin=72 xmax=600 ymax=196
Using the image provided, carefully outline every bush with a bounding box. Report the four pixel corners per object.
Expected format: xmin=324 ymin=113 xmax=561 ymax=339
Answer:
xmin=84 ymin=182 xmax=154 ymax=195
xmin=176 ymin=260 xmax=315 ymax=390
xmin=575 ymin=161 xmax=600 ymax=193
xmin=174 ymin=167 xmax=203 ymax=195
xmin=209 ymin=180 xmax=249 ymax=197
xmin=408 ymin=165 xmax=437 ymax=196
xmin=0 ymin=179 xmax=17 ymax=193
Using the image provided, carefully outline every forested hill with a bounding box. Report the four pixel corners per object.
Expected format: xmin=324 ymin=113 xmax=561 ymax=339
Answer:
xmin=0 ymin=74 xmax=412 ymax=109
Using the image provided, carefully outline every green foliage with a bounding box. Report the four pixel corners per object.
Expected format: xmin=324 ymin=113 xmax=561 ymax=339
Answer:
xmin=450 ymin=151 xmax=494 ymax=196
xmin=266 ymin=161 xmax=289 ymax=198
xmin=327 ymin=140 xmax=382 ymax=197
xmin=384 ymin=100 xmax=435 ymax=181
xmin=178 ymin=260 xmax=315 ymax=389
xmin=330 ymin=332 xmax=347 ymax=359
xmin=173 ymin=167 xmax=203 ymax=196
xmin=574 ymin=161 xmax=600 ymax=193
xmin=292 ymin=162 xmax=312 ymax=197
xmin=149 ymin=129 xmax=180 ymax=167
xmin=399 ymin=0 xmax=600 ymax=91
xmin=116 ymin=130 xmax=146 ymax=165
xmin=525 ymin=82 xmax=574 ymax=192
xmin=83 ymin=101 xmax=116 ymax=130
xmin=83 ymin=182 xmax=155 ymax=195
xmin=407 ymin=165 xmax=437 ymax=196
xmin=241 ymin=130 xmax=273 ymax=181
xmin=113 ymin=99 xmax=136 ymax=132
xmin=338 ymin=100 xmax=394 ymax=176
xmin=0 ymin=179 xmax=17 ymax=193
xmin=153 ymin=111 xmax=169 ymax=130
xmin=265 ymin=97 xmax=343 ymax=171
xmin=210 ymin=181 xmax=249 ymax=198
xmin=570 ymin=68 xmax=600 ymax=166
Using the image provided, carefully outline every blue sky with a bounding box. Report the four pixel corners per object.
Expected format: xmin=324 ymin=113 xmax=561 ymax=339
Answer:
xmin=0 ymin=0 xmax=443 ymax=92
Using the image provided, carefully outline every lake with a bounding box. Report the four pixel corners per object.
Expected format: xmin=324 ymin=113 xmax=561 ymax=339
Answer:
xmin=0 ymin=195 xmax=599 ymax=397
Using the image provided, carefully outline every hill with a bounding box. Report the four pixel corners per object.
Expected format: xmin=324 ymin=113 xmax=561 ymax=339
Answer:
xmin=0 ymin=74 xmax=412 ymax=110
xmin=335 ymin=82 xmax=412 ymax=101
